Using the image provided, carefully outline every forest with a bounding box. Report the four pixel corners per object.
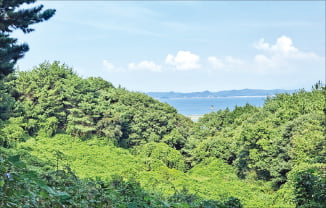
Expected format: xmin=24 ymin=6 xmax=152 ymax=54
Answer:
xmin=1 ymin=0 xmax=325 ymax=207
xmin=0 ymin=62 xmax=325 ymax=207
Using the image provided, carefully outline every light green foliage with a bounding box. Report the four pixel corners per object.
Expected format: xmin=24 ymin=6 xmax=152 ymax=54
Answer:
xmin=20 ymin=134 xmax=143 ymax=180
xmin=186 ymin=158 xmax=291 ymax=207
xmin=39 ymin=116 xmax=59 ymax=137
xmin=286 ymin=113 xmax=326 ymax=164
xmin=132 ymin=142 xmax=186 ymax=171
xmin=2 ymin=148 xmax=203 ymax=207
xmin=0 ymin=117 xmax=27 ymax=147
xmin=17 ymin=134 xmax=294 ymax=207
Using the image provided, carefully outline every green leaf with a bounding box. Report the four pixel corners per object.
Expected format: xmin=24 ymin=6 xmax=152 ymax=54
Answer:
xmin=39 ymin=190 xmax=49 ymax=198
xmin=8 ymin=155 xmax=20 ymax=163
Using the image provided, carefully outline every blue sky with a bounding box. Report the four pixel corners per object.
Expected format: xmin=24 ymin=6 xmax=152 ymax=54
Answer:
xmin=14 ymin=1 xmax=325 ymax=92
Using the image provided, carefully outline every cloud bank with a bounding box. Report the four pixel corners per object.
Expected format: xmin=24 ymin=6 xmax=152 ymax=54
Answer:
xmin=208 ymin=36 xmax=324 ymax=73
xmin=103 ymin=36 xmax=323 ymax=77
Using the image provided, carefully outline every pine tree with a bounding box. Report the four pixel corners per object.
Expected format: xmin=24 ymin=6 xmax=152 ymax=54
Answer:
xmin=0 ymin=0 xmax=55 ymax=78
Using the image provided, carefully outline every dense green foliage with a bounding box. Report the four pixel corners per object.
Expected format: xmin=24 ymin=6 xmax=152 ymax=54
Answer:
xmin=1 ymin=148 xmax=244 ymax=208
xmin=14 ymin=134 xmax=277 ymax=207
xmin=0 ymin=61 xmax=325 ymax=207
xmin=291 ymin=168 xmax=325 ymax=208
xmin=186 ymin=82 xmax=325 ymax=207
xmin=0 ymin=0 xmax=55 ymax=77
xmin=4 ymin=62 xmax=192 ymax=149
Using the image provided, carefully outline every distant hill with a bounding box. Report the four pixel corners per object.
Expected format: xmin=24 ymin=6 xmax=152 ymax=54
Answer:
xmin=146 ymin=89 xmax=297 ymax=99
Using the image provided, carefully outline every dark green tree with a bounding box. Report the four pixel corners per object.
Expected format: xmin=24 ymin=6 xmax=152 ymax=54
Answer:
xmin=292 ymin=168 xmax=326 ymax=208
xmin=0 ymin=0 xmax=55 ymax=77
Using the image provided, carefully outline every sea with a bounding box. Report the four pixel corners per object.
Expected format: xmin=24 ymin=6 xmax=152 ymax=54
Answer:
xmin=157 ymin=96 xmax=267 ymax=116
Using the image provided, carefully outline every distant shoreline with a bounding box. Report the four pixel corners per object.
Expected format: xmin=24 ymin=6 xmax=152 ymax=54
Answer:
xmin=152 ymin=95 xmax=268 ymax=116
xmin=146 ymin=89 xmax=296 ymax=100
xmin=155 ymin=95 xmax=270 ymax=100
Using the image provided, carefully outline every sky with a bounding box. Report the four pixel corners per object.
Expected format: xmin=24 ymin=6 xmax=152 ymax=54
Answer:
xmin=14 ymin=1 xmax=325 ymax=92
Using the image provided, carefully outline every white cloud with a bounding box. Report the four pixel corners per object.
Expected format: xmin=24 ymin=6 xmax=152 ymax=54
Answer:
xmin=102 ymin=60 xmax=115 ymax=71
xmin=207 ymin=35 xmax=323 ymax=76
xmin=254 ymin=36 xmax=320 ymax=59
xmin=253 ymin=54 xmax=278 ymax=69
xmin=128 ymin=61 xmax=162 ymax=72
xmin=103 ymin=36 xmax=323 ymax=78
xmin=254 ymin=36 xmax=299 ymax=59
xmin=208 ymin=56 xmax=244 ymax=70
xmin=225 ymin=56 xmax=244 ymax=65
xmin=272 ymin=36 xmax=298 ymax=54
xmin=253 ymin=54 xmax=270 ymax=64
xmin=208 ymin=56 xmax=224 ymax=69
xmin=252 ymin=36 xmax=323 ymax=72
xmin=165 ymin=50 xmax=200 ymax=70
xmin=254 ymin=38 xmax=270 ymax=50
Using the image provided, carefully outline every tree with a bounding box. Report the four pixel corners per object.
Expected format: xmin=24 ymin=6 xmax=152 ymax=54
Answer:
xmin=132 ymin=142 xmax=186 ymax=171
xmin=0 ymin=79 xmax=15 ymax=120
xmin=0 ymin=0 xmax=55 ymax=78
xmin=292 ymin=168 xmax=326 ymax=208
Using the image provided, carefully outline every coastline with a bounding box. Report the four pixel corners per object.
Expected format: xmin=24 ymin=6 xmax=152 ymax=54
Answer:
xmin=155 ymin=95 xmax=271 ymax=100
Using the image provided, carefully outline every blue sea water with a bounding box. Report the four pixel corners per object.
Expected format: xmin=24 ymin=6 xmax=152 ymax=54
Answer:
xmin=157 ymin=96 xmax=266 ymax=116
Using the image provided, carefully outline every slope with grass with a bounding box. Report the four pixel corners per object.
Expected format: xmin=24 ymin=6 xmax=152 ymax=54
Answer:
xmin=18 ymin=134 xmax=291 ymax=207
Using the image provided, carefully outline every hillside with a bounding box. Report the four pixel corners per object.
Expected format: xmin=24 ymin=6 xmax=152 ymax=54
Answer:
xmin=0 ymin=62 xmax=325 ymax=207
xmin=18 ymin=134 xmax=282 ymax=207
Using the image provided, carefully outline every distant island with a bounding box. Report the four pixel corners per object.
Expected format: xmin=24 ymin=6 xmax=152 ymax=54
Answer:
xmin=146 ymin=89 xmax=297 ymax=99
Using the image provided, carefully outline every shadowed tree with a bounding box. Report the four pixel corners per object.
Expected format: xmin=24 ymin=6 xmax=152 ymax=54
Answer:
xmin=0 ymin=0 xmax=55 ymax=78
